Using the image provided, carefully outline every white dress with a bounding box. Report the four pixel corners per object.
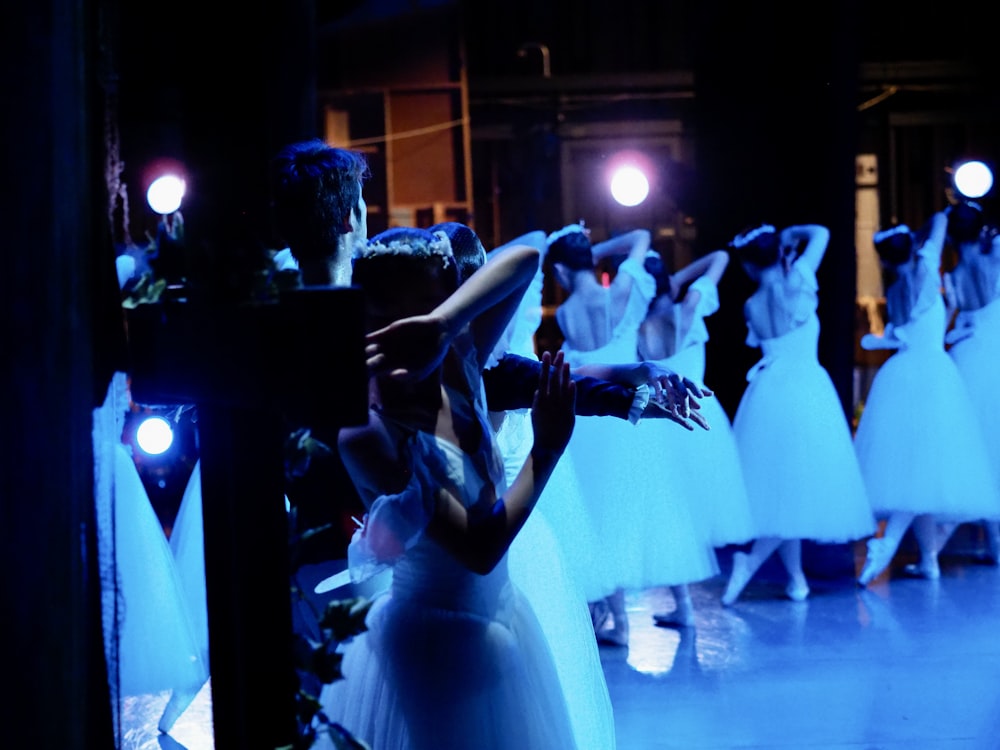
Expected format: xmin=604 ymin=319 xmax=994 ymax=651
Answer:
xmin=946 ymin=296 xmax=1000 ymax=494
xmin=561 ymin=258 xmax=718 ymax=593
xmin=641 ymin=275 xmax=756 ymax=548
xmin=855 ymin=247 xmax=1000 ymax=521
xmin=170 ymin=459 xmax=210 ymax=672
xmin=92 ymin=373 xmax=208 ymax=711
xmin=733 ymin=261 xmax=876 ymax=541
xmin=489 ymin=259 xmax=617 ymax=750
xmin=319 ymin=385 xmax=578 ymax=750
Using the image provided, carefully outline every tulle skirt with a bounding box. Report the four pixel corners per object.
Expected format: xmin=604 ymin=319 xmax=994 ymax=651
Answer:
xmin=568 ymin=414 xmax=718 ymax=593
xmin=111 ymin=445 xmax=208 ymax=696
xmin=949 ymin=305 xmax=1000 ymax=492
xmin=495 ymin=409 xmax=606 ymax=601
xmin=319 ymin=562 xmax=578 ymax=750
xmin=498 ymin=410 xmax=617 ymax=750
xmin=509 ymin=510 xmax=617 ymax=750
xmin=855 ymin=346 xmax=1000 ymax=520
xmin=734 ymin=357 xmax=875 ymax=542
xmin=642 ymin=395 xmax=756 ymax=548
xmin=169 ymin=460 xmax=209 ymax=667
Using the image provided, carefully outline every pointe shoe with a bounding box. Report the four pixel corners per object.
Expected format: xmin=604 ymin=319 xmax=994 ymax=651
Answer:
xmin=652 ymin=609 xmax=696 ymax=628
xmin=858 ymin=537 xmax=893 ymax=586
xmin=902 ymin=558 xmax=940 ymax=580
xmin=721 ymin=551 xmax=751 ymax=606
xmin=785 ymin=579 xmax=810 ymax=602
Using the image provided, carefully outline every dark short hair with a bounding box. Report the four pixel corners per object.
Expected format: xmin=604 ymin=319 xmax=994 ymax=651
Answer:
xmin=873 ymin=225 xmax=913 ymax=266
xmin=429 ymin=221 xmax=486 ymax=283
xmin=269 ymin=139 xmax=369 ymax=262
xmin=948 ymin=201 xmax=985 ymax=245
xmin=546 ymin=228 xmax=593 ymax=270
xmin=643 ymin=252 xmax=672 ymax=299
xmin=731 ymin=224 xmax=780 ymax=268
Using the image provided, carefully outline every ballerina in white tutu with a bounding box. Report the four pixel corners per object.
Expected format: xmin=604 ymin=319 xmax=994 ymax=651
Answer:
xmin=856 ymin=210 xmax=1000 ymax=585
xmin=548 ymin=222 xmax=717 ymax=645
xmin=722 ymin=223 xmax=875 ymax=604
xmin=318 ymin=227 xmax=580 ymax=750
xmin=422 ymin=221 xmax=614 ymax=749
xmin=638 ymin=248 xmax=755 ymax=626
xmin=938 ymin=201 xmax=1000 ymax=560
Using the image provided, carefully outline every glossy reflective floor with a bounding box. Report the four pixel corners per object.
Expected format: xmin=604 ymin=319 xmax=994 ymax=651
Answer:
xmin=121 ymin=532 xmax=1000 ymax=750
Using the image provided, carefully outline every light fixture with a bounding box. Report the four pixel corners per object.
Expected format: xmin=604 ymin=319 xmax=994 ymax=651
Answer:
xmin=606 ymin=150 xmax=653 ymax=208
xmin=135 ymin=415 xmax=174 ymax=456
xmin=952 ymin=160 xmax=993 ymax=200
xmin=610 ymin=165 xmax=650 ymax=207
xmin=146 ymin=174 xmax=186 ymax=216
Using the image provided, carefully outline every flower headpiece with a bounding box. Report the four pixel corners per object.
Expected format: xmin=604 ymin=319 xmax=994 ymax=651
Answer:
xmin=731 ymin=224 xmax=776 ymax=249
xmin=546 ymin=222 xmax=588 ymax=247
xmin=354 ymin=227 xmax=455 ymax=269
xmin=872 ymin=224 xmax=911 ymax=245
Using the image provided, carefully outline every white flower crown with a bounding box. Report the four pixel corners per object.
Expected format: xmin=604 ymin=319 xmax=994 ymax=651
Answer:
xmin=872 ymin=224 xmax=911 ymax=244
xmin=546 ymin=223 xmax=587 ymax=247
xmin=731 ymin=224 xmax=776 ymax=249
xmin=353 ymin=229 xmax=455 ymax=266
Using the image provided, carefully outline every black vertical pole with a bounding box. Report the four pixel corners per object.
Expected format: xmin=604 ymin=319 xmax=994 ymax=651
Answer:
xmin=113 ymin=1 xmax=321 ymax=746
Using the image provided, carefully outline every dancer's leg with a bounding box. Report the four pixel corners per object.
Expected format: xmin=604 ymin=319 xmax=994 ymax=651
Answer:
xmin=905 ymin=513 xmax=941 ymax=579
xmin=596 ymin=588 xmax=629 ymax=646
xmin=652 ymin=584 xmax=695 ymax=628
xmin=777 ymin=539 xmax=810 ymax=601
xmin=934 ymin=520 xmax=959 ymax=555
xmin=722 ymin=537 xmax=782 ymax=606
xmin=858 ymin=512 xmax=914 ymax=585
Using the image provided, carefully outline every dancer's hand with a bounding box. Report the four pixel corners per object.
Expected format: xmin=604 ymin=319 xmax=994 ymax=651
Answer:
xmin=365 ymin=314 xmax=450 ymax=380
xmin=643 ymin=394 xmax=711 ymax=431
xmin=637 ymin=362 xmax=711 ymax=431
xmin=531 ymin=350 xmax=576 ymax=456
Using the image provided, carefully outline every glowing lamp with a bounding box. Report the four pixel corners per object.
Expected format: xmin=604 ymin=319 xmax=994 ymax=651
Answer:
xmin=953 ymin=160 xmax=993 ymax=200
xmin=147 ymin=174 xmax=186 ymax=215
xmin=610 ymin=165 xmax=650 ymax=207
xmin=135 ymin=416 xmax=174 ymax=456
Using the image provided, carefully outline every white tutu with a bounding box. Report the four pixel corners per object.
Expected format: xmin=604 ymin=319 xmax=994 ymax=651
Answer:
xmin=643 ymin=275 xmax=756 ymax=548
xmin=319 ymin=390 xmax=578 ymax=750
xmin=947 ymin=297 xmax=1000 ymax=493
xmin=856 ymin=297 xmax=1000 ymax=521
xmin=734 ymin=315 xmax=875 ymax=542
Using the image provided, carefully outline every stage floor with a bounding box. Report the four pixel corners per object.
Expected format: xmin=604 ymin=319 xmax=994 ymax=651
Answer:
xmin=119 ymin=536 xmax=1000 ymax=750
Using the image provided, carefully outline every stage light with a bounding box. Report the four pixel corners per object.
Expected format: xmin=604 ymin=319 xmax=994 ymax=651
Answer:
xmin=135 ymin=415 xmax=174 ymax=456
xmin=147 ymin=174 xmax=186 ymax=215
xmin=610 ymin=165 xmax=650 ymax=207
xmin=953 ymin=160 xmax=993 ymax=199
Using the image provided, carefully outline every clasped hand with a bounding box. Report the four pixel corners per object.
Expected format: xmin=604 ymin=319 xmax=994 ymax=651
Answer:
xmin=638 ymin=362 xmax=712 ymax=431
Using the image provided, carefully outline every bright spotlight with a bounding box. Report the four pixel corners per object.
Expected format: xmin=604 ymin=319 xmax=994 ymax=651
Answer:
xmin=953 ymin=160 xmax=993 ymax=199
xmin=147 ymin=174 xmax=186 ymax=215
xmin=610 ymin=165 xmax=650 ymax=207
xmin=135 ymin=416 xmax=174 ymax=456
